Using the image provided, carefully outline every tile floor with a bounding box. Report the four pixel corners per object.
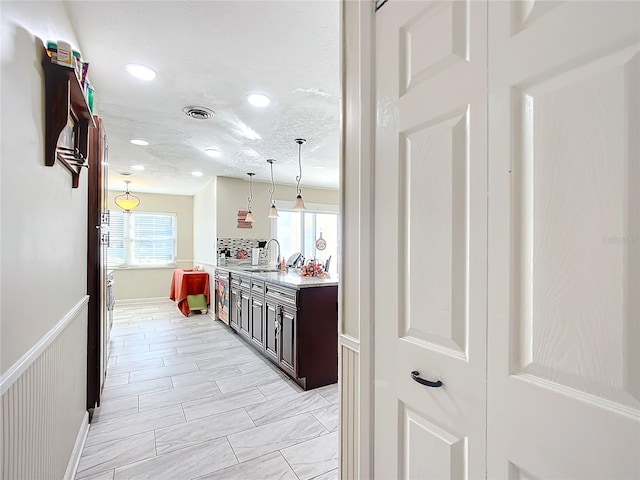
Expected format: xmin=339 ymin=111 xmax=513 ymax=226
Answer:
xmin=76 ymin=299 xmax=339 ymax=480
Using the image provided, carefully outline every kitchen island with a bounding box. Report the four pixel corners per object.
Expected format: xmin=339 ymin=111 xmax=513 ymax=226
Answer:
xmin=215 ymin=265 xmax=337 ymax=390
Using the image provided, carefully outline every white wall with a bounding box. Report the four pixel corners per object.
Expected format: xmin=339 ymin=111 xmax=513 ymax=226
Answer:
xmin=216 ymin=176 xmax=339 ymax=239
xmin=107 ymin=190 xmax=194 ymax=300
xmin=193 ymin=178 xmax=217 ymax=267
xmin=1 ymin=2 xmax=89 ymax=477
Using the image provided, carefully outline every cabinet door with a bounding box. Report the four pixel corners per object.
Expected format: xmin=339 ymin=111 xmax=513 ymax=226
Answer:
xmin=264 ymin=300 xmax=279 ymax=363
xmin=239 ymin=288 xmax=251 ymax=339
xmin=279 ymin=304 xmax=297 ymax=377
xmin=229 ymin=286 xmax=240 ymax=332
xmin=251 ymin=295 xmax=264 ymax=349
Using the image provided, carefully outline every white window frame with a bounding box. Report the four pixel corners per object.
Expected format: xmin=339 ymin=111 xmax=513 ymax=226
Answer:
xmin=107 ymin=210 xmax=177 ymax=269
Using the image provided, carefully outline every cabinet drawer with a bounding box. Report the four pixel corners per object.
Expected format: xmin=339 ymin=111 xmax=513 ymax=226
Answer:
xmin=251 ymin=280 xmax=265 ymax=295
xmin=265 ymin=283 xmax=297 ymax=307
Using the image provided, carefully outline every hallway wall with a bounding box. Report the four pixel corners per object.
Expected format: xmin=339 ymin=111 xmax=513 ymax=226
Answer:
xmin=1 ymin=2 xmax=90 ymax=477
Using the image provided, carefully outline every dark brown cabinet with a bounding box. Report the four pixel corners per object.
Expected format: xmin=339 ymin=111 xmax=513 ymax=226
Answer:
xmin=42 ymin=51 xmax=95 ymax=188
xmin=279 ymin=304 xmax=297 ymax=378
xmin=264 ymin=300 xmax=279 ymax=362
xmin=229 ymin=276 xmax=240 ymax=332
xmin=251 ymin=280 xmax=265 ymax=349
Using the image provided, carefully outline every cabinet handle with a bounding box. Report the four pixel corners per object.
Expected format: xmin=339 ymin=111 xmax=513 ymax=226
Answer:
xmin=411 ymin=371 xmax=442 ymax=388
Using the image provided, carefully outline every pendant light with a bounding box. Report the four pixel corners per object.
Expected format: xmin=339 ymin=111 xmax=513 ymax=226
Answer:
xmin=293 ymin=138 xmax=307 ymax=211
xmin=245 ymin=172 xmax=255 ymax=223
xmin=114 ymin=180 xmax=141 ymax=212
xmin=267 ymin=159 xmax=279 ymax=218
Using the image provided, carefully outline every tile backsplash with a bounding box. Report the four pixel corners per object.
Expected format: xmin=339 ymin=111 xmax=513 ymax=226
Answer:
xmin=217 ymin=238 xmax=269 ymax=261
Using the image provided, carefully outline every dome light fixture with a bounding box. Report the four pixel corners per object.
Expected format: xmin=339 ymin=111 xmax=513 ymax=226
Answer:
xmin=130 ymin=138 xmax=149 ymax=146
xmin=114 ymin=181 xmax=140 ymax=212
xmin=247 ymin=93 xmax=271 ymax=107
xmin=245 ymin=172 xmax=255 ymax=223
xmin=267 ymin=159 xmax=279 ymax=218
xmin=191 ymin=171 xmax=204 ymax=177
xmin=293 ymin=138 xmax=307 ymax=211
xmin=130 ymin=165 xmax=145 ymax=171
xmin=125 ymin=63 xmax=156 ymax=81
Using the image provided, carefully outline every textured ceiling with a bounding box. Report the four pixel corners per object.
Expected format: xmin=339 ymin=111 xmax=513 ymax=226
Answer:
xmin=66 ymin=0 xmax=340 ymax=195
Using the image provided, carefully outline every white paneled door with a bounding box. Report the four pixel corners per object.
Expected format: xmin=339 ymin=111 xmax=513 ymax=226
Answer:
xmin=374 ymin=1 xmax=488 ymax=478
xmin=487 ymin=1 xmax=640 ymax=478
xmin=373 ymin=0 xmax=639 ymax=478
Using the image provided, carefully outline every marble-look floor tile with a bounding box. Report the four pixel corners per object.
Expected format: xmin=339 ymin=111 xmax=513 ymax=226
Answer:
xmin=215 ymin=370 xmax=283 ymax=394
xmin=149 ymin=337 xmax=204 ymax=352
xmin=171 ymin=365 xmax=241 ymax=388
xmin=107 ymin=357 xmax=165 ymax=376
xmin=197 ymin=353 xmax=262 ymax=370
xmin=122 ymin=333 xmax=177 ymax=348
xmin=196 ymin=452 xmax=297 ymax=480
xmin=176 ymin=342 xmax=225 ymax=355
xmin=237 ymin=359 xmax=278 ymax=375
xmin=113 ymin=437 xmax=237 ymax=480
xmin=103 ymin=373 xmax=129 ymax=388
xmin=101 ymin=376 xmax=172 ymax=402
xmin=76 ymin=431 xmax=156 ymax=478
xmin=162 ymin=349 xmax=226 ymax=366
xmin=310 ymin=403 xmax=339 ymax=432
xmin=281 ymin=432 xmax=339 ymax=480
xmin=310 ymin=468 xmax=339 ymax=480
xmin=86 ymin=404 xmax=185 ymax=447
xmin=257 ymin=380 xmax=303 ymax=400
xmin=114 ymin=348 xmax=177 ymax=365
xmin=155 ymin=408 xmax=254 ymax=455
xmin=75 ymin=469 xmax=114 ymax=480
xmin=182 ymin=387 xmax=267 ymax=421
xmin=128 ymin=361 xmax=199 ymax=383
xmin=138 ymin=381 xmax=221 ymax=412
xmin=93 ymin=396 xmax=138 ymax=422
xmin=109 ymin=344 xmax=149 ymax=356
xmin=314 ymin=384 xmax=339 ymax=405
xmin=227 ymin=413 xmax=327 ymax=463
xmin=245 ymin=392 xmax=331 ymax=426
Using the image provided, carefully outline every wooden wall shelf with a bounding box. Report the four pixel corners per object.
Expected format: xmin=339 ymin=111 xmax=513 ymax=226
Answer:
xmin=42 ymin=51 xmax=95 ymax=188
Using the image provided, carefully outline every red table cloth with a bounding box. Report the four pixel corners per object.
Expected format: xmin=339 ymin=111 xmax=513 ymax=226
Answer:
xmin=169 ymin=269 xmax=210 ymax=316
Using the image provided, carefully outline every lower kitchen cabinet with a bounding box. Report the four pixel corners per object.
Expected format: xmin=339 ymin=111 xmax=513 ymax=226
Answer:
xmin=221 ymin=269 xmax=338 ymax=390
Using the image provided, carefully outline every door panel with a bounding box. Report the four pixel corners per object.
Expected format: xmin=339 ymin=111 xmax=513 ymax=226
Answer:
xmin=240 ymin=289 xmax=251 ymax=339
xmin=488 ymin=1 xmax=640 ymax=478
xmin=279 ymin=305 xmax=297 ymax=377
xmin=251 ymin=296 xmax=264 ymax=349
xmin=264 ymin=301 xmax=278 ymax=362
xmin=374 ymin=1 xmax=487 ymax=478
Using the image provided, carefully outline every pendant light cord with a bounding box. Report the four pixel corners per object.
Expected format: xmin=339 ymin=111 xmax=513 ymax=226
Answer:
xmin=247 ymin=173 xmax=254 ymax=211
xmin=295 ymin=140 xmax=303 ymax=196
xmin=268 ymin=160 xmax=276 ymax=206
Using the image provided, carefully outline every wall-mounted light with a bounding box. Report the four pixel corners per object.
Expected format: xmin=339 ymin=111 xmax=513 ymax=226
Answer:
xmin=114 ymin=180 xmax=140 ymax=212
xmin=293 ymin=138 xmax=307 ymax=211
xmin=267 ymin=159 xmax=279 ymax=218
xmin=245 ymin=172 xmax=255 ymax=223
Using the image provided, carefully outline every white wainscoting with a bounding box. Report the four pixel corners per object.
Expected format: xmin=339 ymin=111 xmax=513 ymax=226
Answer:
xmin=1 ymin=296 xmax=89 ymax=479
xmin=340 ymin=334 xmax=360 ymax=479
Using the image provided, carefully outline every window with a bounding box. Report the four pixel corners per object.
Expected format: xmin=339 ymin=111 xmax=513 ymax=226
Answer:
xmin=276 ymin=209 xmax=338 ymax=274
xmin=107 ymin=211 xmax=177 ymax=267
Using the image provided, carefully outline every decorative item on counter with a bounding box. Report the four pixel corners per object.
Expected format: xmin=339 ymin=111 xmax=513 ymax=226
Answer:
xmin=300 ymin=259 xmax=327 ymax=278
xmin=236 ymin=249 xmax=248 ymax=260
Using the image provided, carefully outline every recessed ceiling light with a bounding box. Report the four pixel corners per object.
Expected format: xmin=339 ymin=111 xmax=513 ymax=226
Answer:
xmin=247 ymin=93 xmax=270 ymax=107
xmin=125 ymin=63 xmax=156 ymax=81
xmin=314 ymin=164 xmax=326 ymax=169
xmin=130 ymin=138 xmax=149 ymax=146
xmin=130 ymin=165 xmax=145 ymax=171
xmin=204 ymin=148 xmax=221 ymax=158
xmin=191 ymin=171 xmax=204 ymax=177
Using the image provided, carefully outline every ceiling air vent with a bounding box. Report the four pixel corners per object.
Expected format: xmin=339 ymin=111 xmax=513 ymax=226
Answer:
xmin=183 ymin=106 xmax=215 ymax=120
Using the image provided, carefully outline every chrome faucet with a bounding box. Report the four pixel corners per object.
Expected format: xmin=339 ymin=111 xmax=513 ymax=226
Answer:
xmin=265 ymin=238 xmax=281 ymax=266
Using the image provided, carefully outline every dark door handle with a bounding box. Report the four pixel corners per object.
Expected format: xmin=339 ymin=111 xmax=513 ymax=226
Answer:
xmin=411 ymin=371 xmax=443 ymax=388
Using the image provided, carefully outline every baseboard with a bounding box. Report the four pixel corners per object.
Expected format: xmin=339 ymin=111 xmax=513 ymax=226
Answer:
xmin=115 ymin=297 xmax=171 ymax=306
xmin=63 ymin=411 xmax=89 ymax=480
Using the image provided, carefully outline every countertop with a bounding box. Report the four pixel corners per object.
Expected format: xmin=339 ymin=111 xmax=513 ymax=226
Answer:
xmin=216 ymin=264 xmax=338 ymax=289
